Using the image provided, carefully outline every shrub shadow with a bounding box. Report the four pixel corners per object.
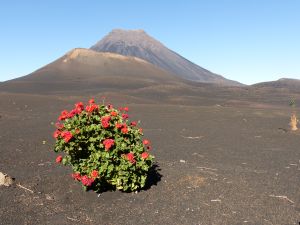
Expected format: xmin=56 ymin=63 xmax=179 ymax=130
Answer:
xmin=142 ymin=162 xmax=162 ymax=191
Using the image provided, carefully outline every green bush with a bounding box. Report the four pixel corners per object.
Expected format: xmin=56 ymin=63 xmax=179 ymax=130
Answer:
xmin=53 ymin=99 xmax=154 ymax=192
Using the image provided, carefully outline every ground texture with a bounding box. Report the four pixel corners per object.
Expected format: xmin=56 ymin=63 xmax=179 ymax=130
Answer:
xmin=0 ymin=92 xmax=299 ymax=225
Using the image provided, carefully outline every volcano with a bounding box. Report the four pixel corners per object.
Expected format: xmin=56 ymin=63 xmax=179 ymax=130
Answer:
xmin=91 ymin=29 xmax=242 ymax=86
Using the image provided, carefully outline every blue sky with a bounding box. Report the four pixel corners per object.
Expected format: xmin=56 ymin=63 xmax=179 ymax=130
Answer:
xmin=0 ymin=1 xmax=299 ymax=84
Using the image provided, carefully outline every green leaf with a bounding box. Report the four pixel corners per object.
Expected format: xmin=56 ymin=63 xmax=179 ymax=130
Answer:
xmin=62 ymin=157 xmax=68 ymax=165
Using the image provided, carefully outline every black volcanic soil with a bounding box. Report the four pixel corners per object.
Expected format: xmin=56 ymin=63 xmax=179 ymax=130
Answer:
xmin=0 ymin=90 xmax=299 ymax=225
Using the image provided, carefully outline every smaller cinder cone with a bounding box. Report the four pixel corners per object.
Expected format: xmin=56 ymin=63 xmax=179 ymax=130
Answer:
xmin=290 ymin=114 xmax=298 ymax=131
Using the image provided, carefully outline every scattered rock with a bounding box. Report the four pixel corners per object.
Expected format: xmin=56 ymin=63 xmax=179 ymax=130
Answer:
xmin=179 ymin=159 xmax=186 ymax=163
xmin=45 ymin=194 xmax=54 ymax=200
xmin=0 ymin=172 xmax=14 ymax=187
xmin=269 ymin=194 xmax=295 ymax=204
xmin=181 ymin=135 xmax=203 ymax=139
xmin=289 ymin=114 xmax=298 ymax=131
xmin=66 ymin=217 xmax=80 ymax=222
xmin=16 ymin=184 xmax=34 ymax=193
xmin=278 ymin=127 xmax=288 ymax=133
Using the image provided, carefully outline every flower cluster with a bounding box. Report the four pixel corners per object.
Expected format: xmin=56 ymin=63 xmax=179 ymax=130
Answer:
xmin=53 ymin=99 xmax=154 ymax=192
xmin=103 ymin=139 xmax=115 ymax=151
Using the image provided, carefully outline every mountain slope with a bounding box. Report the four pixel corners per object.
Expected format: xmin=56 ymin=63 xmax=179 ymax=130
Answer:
xmin=91 ymin=29 xmax=242 ymax=86
xmin=0 ymin=48 xmax=188 ymax=94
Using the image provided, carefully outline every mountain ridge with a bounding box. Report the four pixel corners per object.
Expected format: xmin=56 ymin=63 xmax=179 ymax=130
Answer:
xmin=252 ymin=78 xmax=300 ymax=92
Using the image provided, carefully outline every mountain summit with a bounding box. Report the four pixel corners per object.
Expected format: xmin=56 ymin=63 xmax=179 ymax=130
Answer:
xmin=91 ymin=29 xmax=242 ymax=86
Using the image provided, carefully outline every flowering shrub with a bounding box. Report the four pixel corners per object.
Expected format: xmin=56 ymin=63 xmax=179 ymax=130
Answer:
xmin=53 ymin=99 xmax=154 ymax=192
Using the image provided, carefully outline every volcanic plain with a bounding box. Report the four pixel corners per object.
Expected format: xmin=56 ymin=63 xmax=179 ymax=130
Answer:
xmin=1 ymin=78 xmax=300 ymax=225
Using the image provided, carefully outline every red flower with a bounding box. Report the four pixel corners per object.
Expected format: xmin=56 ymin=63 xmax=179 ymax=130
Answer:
xmin=123 ymin=107 xmax=129 ymax=112
xmin=81 ymin=175 xmax=94 ymax=187
xmin=72 ymin=172 xmax=81 ymax=181
xmin=103 ymin=116 xmax=111 ymax=121
xmin=85 ymin=104 xmax=98 ymax=113
xmin=147 ymin=145 xmax=152 ymax=151
xmin=102 ymin=121 xmax=109 ymax=128
xmin=110 ymin=111 xmax=118 ymax=117
xmin=90 ymin=170 xmax=99 ymax=178
xmin=75 ymin=102 xmax=84 ymax=111
xmin=139 ymin=128 xmax=143 ymax=134
xmin=103 ymin=139 xmax=115 ymax=150
xmin=68 ymin=109 xmax=78 ymax=118
xmin=130 ymin=121 xmax=137 ymax=126
xmin=143 ymin=139 xmax=150 ymax=145
xmin=55 ymin=122 xmax=64 ymax=129
xmin=115 ymin=123 xmax=123 ymax=129
xmin=107 ymin=104 xmax=114 ymax=110
xmin=53 ymin=130 xmax=60 ymax=139
xmin=141 ymin=152 xmax=149 ymax=159
xmin=61 ymin=131 xmax=73 ymax=143
xmin=88 ymin=99 xmax=95 ymax=104
xmin=58 ymin=110 xmax=69 ymax=121
xmin=126 ymin=153 xmax=136 ymax=164
xmin=85 ymin=105 xmax=91 ymax=112
xmin=92 ymin=104 xmax=98 ymax=111
xmin=56 ymin=155 xmax=63 ymax=163
xmin=121 ymin=127 xmax=128 ymax=134
xmin=101 ymin=116 xmax=111 ymax=128
xmin=85 ymin=105 xmax=92 ymax=112
xmin=122 ymin=114 xmax=129 ymax=120
xmin=75 ymin=128 xmax=80 ymax=134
